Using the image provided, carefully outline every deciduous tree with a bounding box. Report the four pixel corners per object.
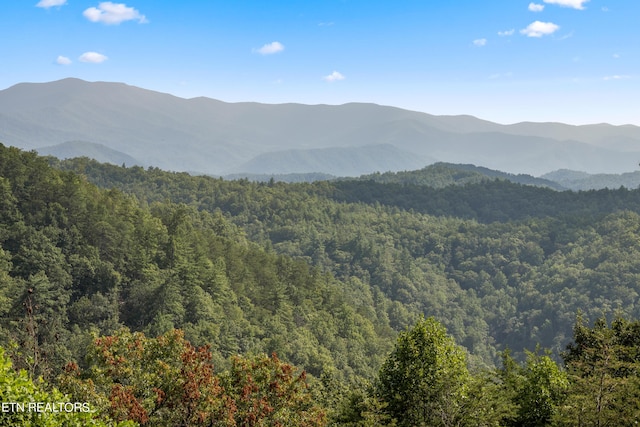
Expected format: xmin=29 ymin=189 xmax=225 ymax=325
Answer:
xmin=376 ymin=316 xmax=471 ymax=426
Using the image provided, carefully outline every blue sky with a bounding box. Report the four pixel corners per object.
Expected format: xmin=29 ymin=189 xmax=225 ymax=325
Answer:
xmin=2 ymin=0 xmax=638 ymax=125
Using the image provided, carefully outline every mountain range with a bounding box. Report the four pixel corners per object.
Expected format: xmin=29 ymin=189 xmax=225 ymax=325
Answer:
xmin=1 ymin=78 xmax=640 ymax=177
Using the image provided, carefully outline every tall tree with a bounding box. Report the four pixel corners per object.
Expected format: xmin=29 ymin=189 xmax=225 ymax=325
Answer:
xmin=221 ymin=352 xmax=326 ymax=427
xmin=556 ymin=315 xmax=640 ymax=426
xmin=498 ymin=348 xmax=568 ymax=426
xmin=375 ymin=316 xmax=471 ymax=427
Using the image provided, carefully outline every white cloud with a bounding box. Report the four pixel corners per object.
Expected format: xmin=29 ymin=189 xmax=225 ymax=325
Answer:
xmin=36 ymin=0 xmax=67 ymax=8
xmin=323 ymin=71 xmax=345 ymax=82
xmin=79 ymin=52 xmax=108 ymax=63
xmin=498 ymin=29 xmax=515 ymax=36
xmin=520 ymin=21 xmax=560 ymax=37
xmin=255 ymin=41 xmax=284 ymax=55
xmin=543 ymin=0 xmax=589 ymax=10
xmin=83 ymin=2 xmax=147 ymax=25
xmin=613 ymin=53 xmax=620 ymax=59
xmin=473 ymin=38 xmax=487 ymax=47
xmin=56 ymin=55 xmax=72 ymax=65
xmin=528 ymin=3 xmax=545 ymax=11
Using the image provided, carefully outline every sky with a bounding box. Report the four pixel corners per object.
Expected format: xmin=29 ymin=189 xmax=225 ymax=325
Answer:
xmin=1 ymin=0 xmax=639 ymax=125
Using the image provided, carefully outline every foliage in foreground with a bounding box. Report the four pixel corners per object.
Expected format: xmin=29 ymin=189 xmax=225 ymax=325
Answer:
xmin=0 ymin=347 xmax=134 ymax=427
xmin=346 ymin=316 xmax=640 ymax=427
xmin=376 ymin=317 xmax=472 ymax=426
xmin=3 ymin=315 xmax=640 ymax=426
xmin=59 ymin=328 xmax=325 ymax=426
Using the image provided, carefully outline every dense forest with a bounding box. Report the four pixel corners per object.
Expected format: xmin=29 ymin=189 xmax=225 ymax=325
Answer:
xmin=2 ymin=143 xmax=640 ymax=425
xmin=52 ymin=154 xmax=640 ymax=361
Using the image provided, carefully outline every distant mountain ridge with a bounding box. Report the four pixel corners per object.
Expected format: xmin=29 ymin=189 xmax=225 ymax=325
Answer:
xmin=37 ymin=141 xmax=142 ymax=167
xmin=223 ymin=163 xmax=640 ymax=192
xmin=1 ymin=78 xmax=640 ymax=176
xmin=356 ymin=163 xmax=567 ymax=190
xmin=228 ymin=144 xmax=435 ymax=176
xmin=541 ymin=169 xmax=640 ymax=191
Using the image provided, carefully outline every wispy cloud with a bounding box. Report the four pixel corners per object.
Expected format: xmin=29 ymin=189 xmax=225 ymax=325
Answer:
xmin=498 ymin=29 xmax=515 ymax=36
xmin=323 ymin=71 xmax=345 ymax=82
xmin=489 ymin=72 xmax=513 ymax=79
xmin=255 ymin=41 xmax=284 ymax=55
xmin=543 ymin=0 xmax=589 ymax=10
xmin=603 ymin=75 xmax=631 ymax=81
xmin=36 ymin=0 xmax=67 ymax=8
xmin=473 ymin=38 xmax=487 ymax=47
xmin=528 ymin=3 xmax=545 ymax=12
xmin=56 ymin=55 xmax=72 ymax=65
xmin=79 ymin=52 xmax=108 ymax=63
xmin=83 ymin=2 xmax=147 ymax=25
xmin=520 ymin=21 xmax=560 ymax=37
xmin=557 ymin=31 xmax=574 ymax=40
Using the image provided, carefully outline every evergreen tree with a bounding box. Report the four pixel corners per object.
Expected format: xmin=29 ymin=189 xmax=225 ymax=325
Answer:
xmin=556 ymin=316 xmax=640 ymax=426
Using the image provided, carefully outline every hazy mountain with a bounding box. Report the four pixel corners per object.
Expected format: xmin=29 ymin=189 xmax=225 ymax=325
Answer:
xmin=542 ymin=169 xmax=592 ymax=183
xmin=1 ymin=78 xmax=639 ymax=176
xmin=36 ymin=141 xmax=142 ymax=167
xmin=542 ymin=169 xmax=640 ymax=191
xmin=222 ymin=172 xmax=337 ymax=183
xmin=227 ymin=144 xmax=434 ymax=176
xmin=501 ymin=122 xmax=640 ymax=152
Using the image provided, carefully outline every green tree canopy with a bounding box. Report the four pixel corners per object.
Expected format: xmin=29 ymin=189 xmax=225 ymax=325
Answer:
xmin=59 ymin=328 xmax=326 ymax=426
xmin=556 ymin=315 xmax=640 ymax=426
xmin=375 ymin=316 xmax=471 ymax=427
xmin=0 ymin=346 xmax=132 ymax=427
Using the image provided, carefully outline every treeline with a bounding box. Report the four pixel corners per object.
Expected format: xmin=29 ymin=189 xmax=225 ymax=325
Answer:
xmin=351 ymin=162 xmax=565 ymax=190
xmin=329 ymin=178 xmax=640 ymax=222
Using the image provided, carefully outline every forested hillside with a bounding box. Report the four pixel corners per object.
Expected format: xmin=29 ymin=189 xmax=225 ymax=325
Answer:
xmin=542 ymin=168 xmax=640 ymax=191
xmin=0 ymin=144 xmax=397 ymax=382
xmin=353 ymin=162 xmax=565 ymax=190
xmin=3 ymin=144 xmax=640 ymax=424
xmin=52 ymin=155 xmax=640 ymax=363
